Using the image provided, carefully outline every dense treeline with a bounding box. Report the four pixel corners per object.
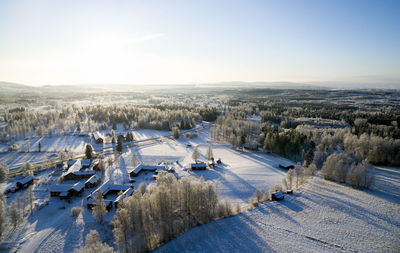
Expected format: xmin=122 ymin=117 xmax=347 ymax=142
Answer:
xmin=113 ymin=172 xmax=233 ymax=252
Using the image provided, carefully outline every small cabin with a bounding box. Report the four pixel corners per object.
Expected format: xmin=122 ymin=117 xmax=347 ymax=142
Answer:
xmin=49 ymin=185 xmax=72 ymax=197
xmin=191 ymin=162 xmax=207 ymax=170
xmin=278 ymin=164 xmax=295 ymax=170
xmin=15 ymin=176 xmax=35 ymax=190
xmin=272 ymin=192 xmax=285 ymax=201
xmin=63 ymin=170 xmax=95 ymax=181
xmin=92 ymin=131 xmax=104 ymax=144
xmin=69 ymin=181 xmax=85 ymax=196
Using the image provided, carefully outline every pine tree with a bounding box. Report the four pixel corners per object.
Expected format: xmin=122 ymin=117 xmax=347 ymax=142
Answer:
xmin=85 ymin=144 xmax=94 ymax=159
xmin=116 ymin=136 xmax=123 ymax=153
xmin=38 ymin=141 xmax=41 ymax=152
xmin=206 ymin=145 xmax=214 ymax=160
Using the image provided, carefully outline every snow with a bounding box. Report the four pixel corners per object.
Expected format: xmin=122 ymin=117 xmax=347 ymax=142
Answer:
xmin=156 ymin=166 xmax=400 ymax=252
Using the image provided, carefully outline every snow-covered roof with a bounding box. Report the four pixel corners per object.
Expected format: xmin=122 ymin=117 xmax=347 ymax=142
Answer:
xmin=81 ymin=159 xmax=91 ymax=167
xmin=71 ymin=181 xmax=85 ymax=192
xmin=115 ymin=187 xmax=134 ymax=203
xmin=17 ymin=175 xmax=34 ymax=185
xmin=130 ymin=164 xmax=166 ymax=175
xmin=93 ymin=131 xmax=104 ymax=140
xmin=62 ymin=160 xmax=82 ymax=177
xmin=85 ymin=175 xmax=99 ymax=184
xmin=49 ymin=184 xmax=73 ymax=192
xmin=67 ymin=160 xmax=77 ymax=166
xmin=88 ymin=180 xmax=130 ymax=199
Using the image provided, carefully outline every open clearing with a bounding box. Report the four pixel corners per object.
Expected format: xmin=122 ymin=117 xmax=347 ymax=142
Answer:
xmin=156 ymin=166 xmax=400 ymax=252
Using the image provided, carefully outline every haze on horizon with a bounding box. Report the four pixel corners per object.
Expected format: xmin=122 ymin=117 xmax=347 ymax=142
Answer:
xmin=0 ymin=0 xmax=399 ymax=87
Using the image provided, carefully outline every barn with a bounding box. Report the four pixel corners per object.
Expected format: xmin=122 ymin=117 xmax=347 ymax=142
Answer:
xmin=62 ymin=159 xmax=95 ymax=180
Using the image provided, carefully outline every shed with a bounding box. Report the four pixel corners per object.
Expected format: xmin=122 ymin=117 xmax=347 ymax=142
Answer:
xmin=191 ymin=162 xmax=207 ymax=170
xmin=272 ymin=192 xmax=285 ymax=201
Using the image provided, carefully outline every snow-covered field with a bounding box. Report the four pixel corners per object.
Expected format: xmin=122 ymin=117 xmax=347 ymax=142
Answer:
xmin=156 ymin=166 xmax=400 ymax=252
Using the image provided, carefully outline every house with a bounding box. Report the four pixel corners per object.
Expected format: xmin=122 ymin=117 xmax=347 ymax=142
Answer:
xmin=191 ymin=162 xmax=207 ymax=170
xmin=114 ymin=187 xmax=134 ymax=208
xmin=15 ymin=176 xmax=35 ymax=190
xmin=278 ymin=164 xmax=295 ymax=170
xmin=85 ymin=175 xmax=100 ymax=188
xmin=129 ymin=164 xmax=167 ymax=177
xmin=271 ymin=192 xmax=285 ymax=201
xmin=92 ymin=131 xmax=104 ymax=144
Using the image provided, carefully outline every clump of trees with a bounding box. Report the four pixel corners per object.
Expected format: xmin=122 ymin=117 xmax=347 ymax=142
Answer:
xmin=113 ymin=172 xmax=231 ymax=252
xmin=80 ymin=230 xmax=114 ymax=253
xmin=322 ymin=153 xmax=374 ymax=189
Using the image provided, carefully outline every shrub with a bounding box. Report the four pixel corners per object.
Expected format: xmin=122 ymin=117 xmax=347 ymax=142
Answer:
xmin=71 ymin=207 xmax=83 ymax=217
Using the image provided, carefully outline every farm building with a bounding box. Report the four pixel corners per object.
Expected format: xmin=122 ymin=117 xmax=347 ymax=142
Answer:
xmin=279 ymin=164 xmax=295 ymax=170
xmin=85 ymin=175 xmax=100 ymax=188
xmin=15 ymin=176 xmax=35 ymax=190
xmin=86 ymin=180 xmax=131 ymax=209
xmin=92 ymin=131 xmax=104 ymax=144
xmin=191 ymin=162 xmax=207 ymax=170
xmin=129 ymin=164 xmax=167 ymax=177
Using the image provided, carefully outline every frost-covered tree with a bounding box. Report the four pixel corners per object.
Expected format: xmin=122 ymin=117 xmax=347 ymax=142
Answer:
xmin=0 ymin=194 xmax=6 ymax=236
xmin=22 ymin=162 xmax=33 ymax=177
xmin=0 ymin=162 xmax=9 ymax=182
xmin=192 ymin=147 xmax=200 ymax=161
xmin=206 ymin=145 xmax=214 ymax=160
xmin=9 ymin=197 xmax=23 ymax=229
xmin=80 ymin=230 xmax=114 ymax=253
xmin=172 ymin=126 xmax=180 ymax=139
xmin=92 ymin=192 xmax=107 ymax=223
xmin=131 ymin=152 xmax=138 ymax=168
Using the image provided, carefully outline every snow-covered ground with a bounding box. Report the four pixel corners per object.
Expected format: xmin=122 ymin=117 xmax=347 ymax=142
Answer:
xmin=156 ymin=166 xmax=400 ymax=252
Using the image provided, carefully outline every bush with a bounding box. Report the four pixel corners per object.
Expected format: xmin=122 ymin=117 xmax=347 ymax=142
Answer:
xmin=71 ymin=207 xmax=83 ymax=217
xmin=80 ymin=230 xmax=114 ymax=253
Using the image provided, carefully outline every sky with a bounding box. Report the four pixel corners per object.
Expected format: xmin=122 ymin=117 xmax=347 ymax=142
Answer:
xmin=0 ymin=0 xmax=399 ymax=87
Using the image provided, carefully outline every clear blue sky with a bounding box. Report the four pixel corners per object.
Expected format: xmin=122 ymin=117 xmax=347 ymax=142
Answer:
xmin=0 ymin=0 xmax=399 ymax=86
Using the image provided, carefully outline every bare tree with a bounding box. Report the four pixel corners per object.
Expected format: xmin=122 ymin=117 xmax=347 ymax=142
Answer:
xmin=92 ymin=192 xmax=107 ymax=224
xmin=192 ymin=147 xmax=200 ymax=161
